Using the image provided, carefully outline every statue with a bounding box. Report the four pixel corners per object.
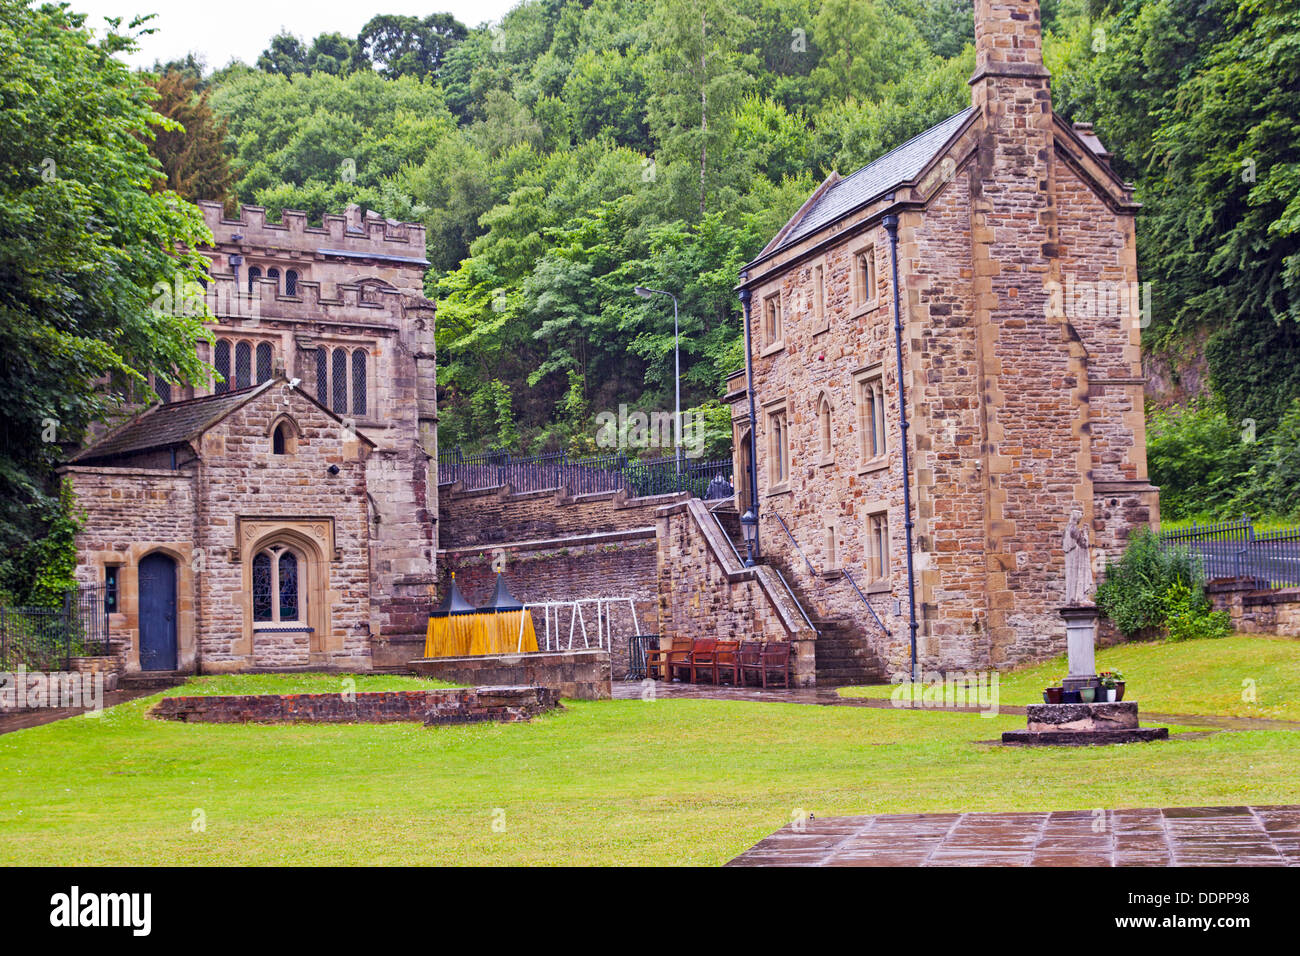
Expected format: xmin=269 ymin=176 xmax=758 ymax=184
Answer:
xmin=1063 ymin=507 xmax=1094 ymax=606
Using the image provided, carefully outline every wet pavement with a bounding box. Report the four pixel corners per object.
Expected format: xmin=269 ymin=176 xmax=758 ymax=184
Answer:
xmin=727 ymin=806 xmax=1300 ymax=866
xmin=613 ymin=680 xmax=1300 ymax=733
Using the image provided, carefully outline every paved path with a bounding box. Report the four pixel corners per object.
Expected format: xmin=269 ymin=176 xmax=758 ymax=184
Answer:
xmin=727 ymin=806 xmax=1300 ymax=866
xmin=613 ymin=680 xmax=1300 ymax=732
xmin=0 ymin=688 xmax=159 ymax=736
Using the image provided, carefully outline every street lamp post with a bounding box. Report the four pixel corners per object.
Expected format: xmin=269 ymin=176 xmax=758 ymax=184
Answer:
xmin=634 ymin=286 xmax=681 ymax=474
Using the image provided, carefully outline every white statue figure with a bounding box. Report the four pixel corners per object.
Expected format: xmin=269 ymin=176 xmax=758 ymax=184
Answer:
xmin=1063 ymin=507 xmax=1094 ymax=606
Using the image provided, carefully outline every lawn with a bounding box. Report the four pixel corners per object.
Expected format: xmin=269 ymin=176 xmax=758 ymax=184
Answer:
xmin=840 ymin=635 xmax=1300 ymax=721
xmin=2 ymin=669 xmax=1298 ymax=865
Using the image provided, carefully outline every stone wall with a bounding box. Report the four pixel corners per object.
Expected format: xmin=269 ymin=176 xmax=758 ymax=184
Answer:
xmin=656 ymin=499 xmax=817 ymax=685
xmin=439 ymin=484 xmax=685 ymax=546
xmin=150 ymin=686 xmax=559 ymax=724
xmin=410 ymin=650 xmax=612 ymax=700
xmin=439 ymin=529 xmax=658 ymax=678
xmin=1207 ymin=580 xmax=1300 ymax=637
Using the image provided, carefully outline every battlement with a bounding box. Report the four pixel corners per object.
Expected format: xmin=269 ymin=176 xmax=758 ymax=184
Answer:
xmin=198 ymin=201 xmax=429 ymax=265
xmin=202 ymin=270 xmax=433 ymax=328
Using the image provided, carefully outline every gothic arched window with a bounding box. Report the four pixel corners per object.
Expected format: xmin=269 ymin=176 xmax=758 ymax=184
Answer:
xmin=351 ymin=349 xmax=367 ymax=416
xmin=235 ymin=340 xmax=252 ymax=389
xmin=247 ymin=266 xmax=262 ymax=293
xmin=818 ymin=395 xmax=832 ymax=458
xmin=255 ymin=342 xmax=273 ymax=384
xmin=252 ymin=545 xmax=302 ymax=624
xmin=331 ymin=348 xmax=348 ymax=413
xmin=266 ymin=267 xmax=281 ymax=292
xmin=285 ymin=270 xmax=298 ymax=296
xmin=214 ymin=339 xmax=231 ymax=394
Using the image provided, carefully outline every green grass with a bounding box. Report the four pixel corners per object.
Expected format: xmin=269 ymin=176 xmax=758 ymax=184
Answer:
xmin=1158 ymin=515 xmax=1296 ymax=533
xmin=158 ymin=672 xmax=460 ymax=696
xmin=839 ymin=635 xmax=1300 ymax=721
xmin=2 ymin=671 xmax=1297 ymax=865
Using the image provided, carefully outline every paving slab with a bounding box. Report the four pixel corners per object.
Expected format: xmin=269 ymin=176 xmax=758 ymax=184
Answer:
xmin=726 ymin=806 xmax=1300 ymax=867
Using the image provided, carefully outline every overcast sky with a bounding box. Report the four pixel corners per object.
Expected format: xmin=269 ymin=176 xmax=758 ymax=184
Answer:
xmin=69 ymin=1 xmax=520 ymax=70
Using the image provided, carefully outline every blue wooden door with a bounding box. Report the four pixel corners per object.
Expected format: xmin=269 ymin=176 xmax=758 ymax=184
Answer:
xmin=138 ymin=553 xmax=177 ymax=671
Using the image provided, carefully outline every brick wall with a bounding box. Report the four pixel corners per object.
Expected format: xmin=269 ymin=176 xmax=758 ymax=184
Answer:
xmin=410 ymin=650 xmax=612 ymax=700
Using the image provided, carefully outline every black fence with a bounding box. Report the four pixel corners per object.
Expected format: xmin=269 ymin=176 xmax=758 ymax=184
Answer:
xmin=0 ymin=584 xmax=112 ymax=671
xmin=1160 ymin=517 xmax=1300 ymax=589
xmin=438 ymin=447 xmax=734 ymax=501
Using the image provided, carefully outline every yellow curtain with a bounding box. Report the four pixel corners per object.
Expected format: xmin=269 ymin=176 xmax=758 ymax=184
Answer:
xmin=424 ymin=610 xmax=539 ymax=658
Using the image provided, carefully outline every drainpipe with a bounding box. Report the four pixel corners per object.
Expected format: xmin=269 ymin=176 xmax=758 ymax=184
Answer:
xmin=738 ymin=274 xmax=760 ymax=564
xmin=883 ymin=214 xmax=920 ymax=684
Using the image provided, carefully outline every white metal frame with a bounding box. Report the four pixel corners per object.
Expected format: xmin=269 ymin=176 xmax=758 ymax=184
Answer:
xmin=517 ymin=597 xmax=641 ymax=652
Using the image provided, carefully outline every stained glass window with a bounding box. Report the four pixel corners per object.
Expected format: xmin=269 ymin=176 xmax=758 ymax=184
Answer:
xmin=352 ymin=349 xmax=367 ymax=416
xmin=278 ymin=551 xmax=299 ymax=621
xmin=214 ymin=339 xmax=231 ymax=394
xmin=252 ymin=552 xmax=273 ymax=621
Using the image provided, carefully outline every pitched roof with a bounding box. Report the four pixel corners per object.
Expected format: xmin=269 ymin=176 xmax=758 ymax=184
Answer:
xmin=770 ymin=107 xmax=976 ymax=254
xmin=71 ymin=382 xmax=277 ymax=464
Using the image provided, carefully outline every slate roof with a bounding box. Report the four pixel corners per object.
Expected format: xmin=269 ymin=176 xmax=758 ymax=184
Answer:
xmin=773 ymin=107 xmax=976 ymax=252
xmin=71 ymin=382 xmax=275 ymax=464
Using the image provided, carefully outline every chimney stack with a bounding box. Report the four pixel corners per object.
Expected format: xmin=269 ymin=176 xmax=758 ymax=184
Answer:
xmin=970 ymin=0 xmax=1050 ymax=113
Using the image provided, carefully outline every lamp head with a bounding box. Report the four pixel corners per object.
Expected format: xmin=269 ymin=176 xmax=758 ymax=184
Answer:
xmin=634 ymin=286 xmax=653 ymax=298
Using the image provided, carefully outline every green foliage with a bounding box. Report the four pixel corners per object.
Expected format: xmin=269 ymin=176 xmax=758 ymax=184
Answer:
xmin=1095 ymin=528 xmax=1203 ymax=636
xmin=1161 ymin=581 xmax=1232 ymax=643
xmin=0 ymin=478 xmax=83 ymax=608
xmin=1146 ymin=401 xmax=1255 ymax=520
xmin=0 ymin=1 xmax=213 ymax=556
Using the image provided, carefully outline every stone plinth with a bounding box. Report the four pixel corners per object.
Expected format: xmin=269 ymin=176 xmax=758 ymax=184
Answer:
xmin=1060 ymin=605 xmax=1098 ymax=690
xmin=1002 ymin=701 xmax=1168 ymax=746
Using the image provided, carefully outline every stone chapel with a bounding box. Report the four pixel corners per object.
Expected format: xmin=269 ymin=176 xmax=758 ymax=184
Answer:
xmin=63 ymin=203 xmax=439 ymax=673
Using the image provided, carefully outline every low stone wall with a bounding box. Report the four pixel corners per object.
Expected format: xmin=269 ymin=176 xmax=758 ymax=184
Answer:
xmin=410 ymin=650 xmax=612 ymax=700
xmin=1207 ymin=579 xmax=1300 ymax=637
xmin=439 ymin=483 xmax=687 ymax=546
xmin=150 ymin=686 xmax=559 ymax=724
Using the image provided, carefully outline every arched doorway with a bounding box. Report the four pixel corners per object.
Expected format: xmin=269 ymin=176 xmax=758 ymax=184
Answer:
xmin=138 ymin=552 xmax=178 ymax=671
xmin=735 ymin=427 xmax=754 ymax=514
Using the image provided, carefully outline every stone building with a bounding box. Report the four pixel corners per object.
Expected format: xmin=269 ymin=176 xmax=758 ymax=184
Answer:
xmin=723 ymin=0 xmax=1159 ymax=677
xmin=62 ymin=203 xmax=439 ymax=673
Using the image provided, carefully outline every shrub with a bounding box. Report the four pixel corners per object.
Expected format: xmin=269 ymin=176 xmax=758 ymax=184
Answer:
xmin=1095 ymin=528 xmax=1203 ymax=636
xmin=1160 ymin=581 xmax=1232 ymax=642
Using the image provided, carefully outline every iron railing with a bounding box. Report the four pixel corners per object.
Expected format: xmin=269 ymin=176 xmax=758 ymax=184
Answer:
xmin=1160 ymin=517 xmax=1300 ymax=589
xmin=437 ymin=447 xmax=733 ymax=500
xmin=0 ymin=584 xmax=112 ymax=671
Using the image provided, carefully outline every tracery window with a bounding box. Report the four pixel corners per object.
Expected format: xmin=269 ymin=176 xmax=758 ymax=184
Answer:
xmin=252 ymin=545 xmax=302 ymax=624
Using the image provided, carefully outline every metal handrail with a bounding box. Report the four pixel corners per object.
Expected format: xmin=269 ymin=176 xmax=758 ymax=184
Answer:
xmin=773 ymin=566 xmax=819 ymax=636
xmin=771 ymin=512 xmax=892 ymax=639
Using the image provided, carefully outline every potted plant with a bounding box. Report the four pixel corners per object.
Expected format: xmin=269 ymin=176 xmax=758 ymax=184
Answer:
xmin=1079 ymin=685 xmax=1096 ymax=703
xmin=1044 ymin=685 xmax=1063 ymax=704
xmin=1100 ymin=670 xmax=1126 ymax=702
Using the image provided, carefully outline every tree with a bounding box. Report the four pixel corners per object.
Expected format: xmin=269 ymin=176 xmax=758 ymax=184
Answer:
xmin=648 ymin=0 xmax=755 ymax=217
xmin=0 ymin=1 xmax=212 ymax=568
xmin=144 ymin=69 xmax=237 ymax=206
xmin=256 ymin=31 xmax=309 ymax=77
xmin=357 ymin=13 xmax=468 ymax=80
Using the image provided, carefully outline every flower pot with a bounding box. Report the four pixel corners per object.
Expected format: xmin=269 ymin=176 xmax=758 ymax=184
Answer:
xmin=1104 ymin=688 xmax=1117 ymax=702
xmin=1115 ymin=682 xmax=1126 ymax=702
xmin=1079 ymin=687 xmax=1096 ymax=703
xmin=1062 ymin=689 xmax=1081 ymax=704
xmin=1045 ymin=686 xmax=1063 ymax=704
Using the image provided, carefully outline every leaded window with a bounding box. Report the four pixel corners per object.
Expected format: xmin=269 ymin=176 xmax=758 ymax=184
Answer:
xmin=285 ymin=270 xmax=298 ymax=296
xmin=235 ymin=341 xmax=252 ymax=389
xmin=247 ymin=266 xmax=262 ymax=293
xmin=252 ymin=545 xmax=303 ymax=624
xmin=352 ymin=349 xmax=367 ymax=416
xmin=214 ymin=339 xmax=231 ymax=394
xmin=331 ymin=348 xmax=348 ymax=413
xmin=256 ymin=342 xmax=273 ymax=384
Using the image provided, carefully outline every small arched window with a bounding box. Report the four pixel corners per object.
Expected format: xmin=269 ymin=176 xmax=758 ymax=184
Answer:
xmin=214 ymin=339 xmax=231 ymax=394
xmin=818 ymin=396 xmax=832 ymax=458
xmin=247 ymin=266 xmax=262 ymax=293
xmin=267 ymin=267 xmax=281 ymax=292
xmin=252 ymin=545 xmax=301 ymax=624
xmin=272 ymin=422 xmax=290 ymax=455
xmin=285 ymin=270 xmax=298 ymax=296
xmin=235 ymin=340 xmax=252 ymax=389
xmin=255 ymin=342 xmax=273 ymax=384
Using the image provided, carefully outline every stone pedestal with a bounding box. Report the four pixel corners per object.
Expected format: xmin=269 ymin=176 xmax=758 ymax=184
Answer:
xmin=1002 ymin=702 xmax=1168 ymax=746
xmin=1060 ymin=605 xmax=1098 ymax=691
